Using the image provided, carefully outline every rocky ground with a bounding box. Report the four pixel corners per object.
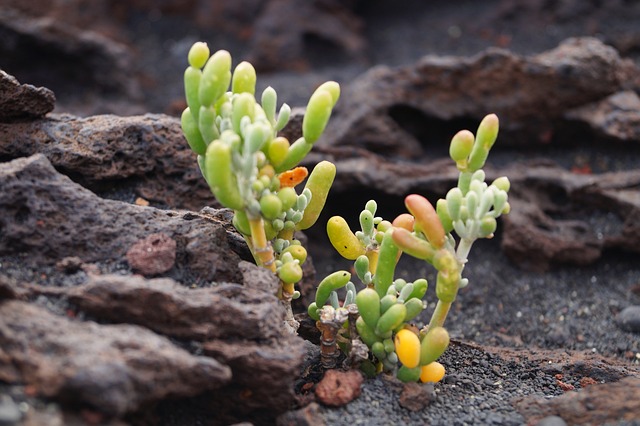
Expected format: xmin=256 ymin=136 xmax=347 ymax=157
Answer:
xmin=1 ymin=1 xmax=640 ymax=425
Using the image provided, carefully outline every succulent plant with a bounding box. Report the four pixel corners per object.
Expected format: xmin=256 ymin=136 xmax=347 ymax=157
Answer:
xmin=181 ymin=42 xmax=339 ymax=331
xmin=310 ymin=114 xmax=510 ymax=382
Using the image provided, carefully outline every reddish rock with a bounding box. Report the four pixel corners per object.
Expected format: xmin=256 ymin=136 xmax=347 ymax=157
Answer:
xmin=126 ymin=233 xmax=177 ymax=276
xmin=315 ymin=370 xmax=364 ymax=407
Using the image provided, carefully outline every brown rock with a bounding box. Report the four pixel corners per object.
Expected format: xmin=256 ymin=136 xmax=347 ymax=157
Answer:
xmin=276 ymin=402 xmax=324 ymax=426
xmin=323 ymin=37 xmax=637 ymax=157
xmin=0 ymin=112 xmax=213 ymax=211
xmin=69 ymin=273 xmax=287 ymax=340
xmin=0 ymin=154 xmax=245 ymax=283
xmin=0 ymin=70 xmax=55 ymax=121
xmin=501 ymin=163 xmax=640 ymax=271
xmin=398 ymin=382 xmax=436 ymax=412
xmin=515 ymin=376 xmax=640 ymax=426
xmin=566 ymin=90 xmax=640 ymax=142
xmin=0 ymin=276 xmax=20 ymax=301
xmin=0 ymin=9 xmax=142 ymax=115
xmin=126 ymin=233 xmax=177 ymax=276
xmin=248 ymin=0 xmax=365 ymax=71
xmin=203 ymin=336 xmax=307 ymax=418
xmin=315 ymin=369 xmax=364 ymax=407
xmin=0 ymin=300 xmax=231 ymax=416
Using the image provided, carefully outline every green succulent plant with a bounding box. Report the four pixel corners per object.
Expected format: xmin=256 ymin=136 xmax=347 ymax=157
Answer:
xmin=181 ymin=42 xmax=339 ymax=331
xmin=310 ymin=114 xmax=510 ymax=382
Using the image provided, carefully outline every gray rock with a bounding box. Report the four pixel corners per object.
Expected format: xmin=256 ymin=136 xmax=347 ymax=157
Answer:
xmin=0 ymin=70 xmax=55 ymax=121
xmin=0 ymin=112 xmax=213 ymax=211
xmin=248 ymin=0 xmax=365 ymax=71
xmin=615 ymin=305 xmax=640 ymax=333
xmin=0 ymin=300 xmax=231 ymax=416
xmin=323 ymin=37 xmax=638 ymax=157
xmin=203 ymin=336 xmax=306 ymax=416
xmin=0 ymin=9 xmax=142 ymax=115
xmin=307 ymin=146 xmax=640 ymax=271
xmin=68 ymin=273 xmax=287 ymax=341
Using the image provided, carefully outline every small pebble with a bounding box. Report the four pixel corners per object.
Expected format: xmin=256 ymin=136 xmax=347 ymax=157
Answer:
xmin=615 ymin=305 xmax=640 ymax=333
xmin=126 ymin=233 xmax=176 ymax=276
xmin=399 ymin=382 xmax=435 ymax=411
xmin=315 ymin=370 xmax=364 ymax=407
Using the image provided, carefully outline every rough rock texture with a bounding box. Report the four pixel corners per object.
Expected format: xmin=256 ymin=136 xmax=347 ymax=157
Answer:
xmin=0 ymin=154 xmax=242 ymax=283
xmin=515 ymin=377 xmax=640 ymax=426
xmin=248 ymin=0 xmax=366 ymax=71
xmin=0 ymin=71 xmax=55 ymax=121
xmin=1 ymin=4 xmax=640 ymax=422
xmin=0 ymin=300 xmax=231 ymax=416
xmin=202 ymin=337 xmax=306 ymax=419
xmin=0 ymin=113 xmax=213 ymax=211
xmin=323 ymin=37 xmax=639 ymax=157
xmin=0 ymin=8 xmax=142 ymax=115
xmin=0 ymin=153 xmax=308 ymax=423
xmin=68 ymin=274 xmax=286 ymax=341
xmin=398 ymin=382 xmax=436 ymax=412
xmin=566 ymin=90 xmax=640 ymax=142
xmin=501 ymin=164 xmax=640 ymax=271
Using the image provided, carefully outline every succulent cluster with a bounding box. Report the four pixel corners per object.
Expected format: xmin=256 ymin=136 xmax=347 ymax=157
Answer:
xmin=181 ymin=42 xmax=339 ymax=330
xmin=179 ymin=42 xmax=511 ymax=383
xmin=309 ymin=114 xmax=510 ymax=383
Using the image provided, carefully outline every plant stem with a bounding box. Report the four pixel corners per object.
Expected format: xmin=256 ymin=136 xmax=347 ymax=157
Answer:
xmin=281 ymin=288 xmax=299 ymax=333
xmin=428 ymin=238 xmax=474 ymax=330
xmin=318 ymin=319 xmax=340 ymax=369
xmin=428 ymin=299 xmax=451 ymax=330
xmin=249 ymin=216 xmax=276 ymax=272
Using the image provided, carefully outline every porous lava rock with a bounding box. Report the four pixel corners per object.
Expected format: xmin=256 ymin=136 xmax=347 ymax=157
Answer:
xmin=323 ymin=37 xmax=639 ymax=157
xmin=0 ymin=300 xmax=231 ymax=416
xmin=0 ymin=70 xmax=55 ymax=121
